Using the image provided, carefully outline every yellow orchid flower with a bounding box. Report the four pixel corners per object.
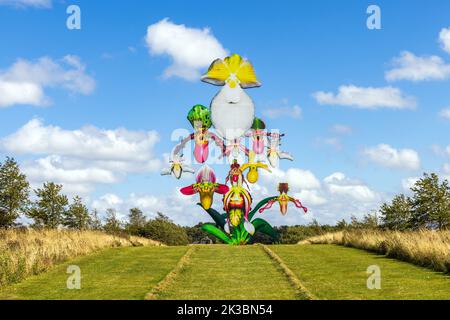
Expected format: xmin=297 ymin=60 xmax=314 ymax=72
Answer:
xmin=240 ymin=151 xmax=271 ymax=184
xmin=201 ymin=54 xmax=261 ymax=89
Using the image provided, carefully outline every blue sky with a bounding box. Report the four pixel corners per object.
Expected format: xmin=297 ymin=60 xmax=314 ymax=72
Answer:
xmin=1 ymin=0 xmax=450 ymax=226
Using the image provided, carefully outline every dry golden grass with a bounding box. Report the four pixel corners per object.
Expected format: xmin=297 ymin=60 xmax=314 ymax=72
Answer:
xmin=0 ymin=229 xmax=162 ymax=287
xmin=299 ymin=229 xmax=450 ymax=274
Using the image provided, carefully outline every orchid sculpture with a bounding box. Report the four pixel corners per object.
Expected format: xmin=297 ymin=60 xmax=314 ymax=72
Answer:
xmin=259 ymin=183 xmax=308 ymax=215
xmin=163 ymin=53 xmax=308 ymax=245
xmin=160 ymin=154 xmax=195 ymax=179
xmin=180 ymin=166 xmax=228 ymax=210
xmin=240 ymin=151 xmax=271 ymax=184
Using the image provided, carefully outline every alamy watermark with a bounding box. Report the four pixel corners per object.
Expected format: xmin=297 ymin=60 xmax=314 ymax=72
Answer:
xmin=367 ymin=5 xmax=382 ymax=30
xmin=66 ymin=5 xmax=81 ymax=30
xmin=366 ymin=265 xmax=381 ymax=290
xmin=66 ymin=265 xmax=81 ymax=290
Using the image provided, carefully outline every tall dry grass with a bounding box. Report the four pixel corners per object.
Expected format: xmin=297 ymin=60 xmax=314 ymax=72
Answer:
xmin=0 ymin=229 xmax=162 ymax=287
xmin=299 ymin=229 xmax=450 ymax=274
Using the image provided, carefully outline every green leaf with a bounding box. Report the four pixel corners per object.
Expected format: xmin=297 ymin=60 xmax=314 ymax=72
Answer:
xmin=248 ymin=196 xmax=278 ymax=221
xmin=198 ymin=204 xmax=226 ymax=228
xmin=252 ymin=218 xmax=279 ymax=240
xmin=201 ymin=224 xmax=232 ymax=244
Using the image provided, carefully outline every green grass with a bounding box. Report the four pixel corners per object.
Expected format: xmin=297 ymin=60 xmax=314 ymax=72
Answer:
xmin=271 ymin=244 xmax=450 ymax=300
xmin=0 ymin=246 xmax=188 ymax=300
xmin=0 ymin=244 xmax=448 ymax=300
xmin=156 ymin=245 xmax=300 ymax=300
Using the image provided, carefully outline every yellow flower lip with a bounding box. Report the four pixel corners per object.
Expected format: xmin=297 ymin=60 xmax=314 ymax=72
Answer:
xmin=201 ymin=53 xmax=261 ymax=89
xmin=199 ymin=191 xmax=214 ymax=210
xmin=240 ymin=151 xmax=271 ymax=184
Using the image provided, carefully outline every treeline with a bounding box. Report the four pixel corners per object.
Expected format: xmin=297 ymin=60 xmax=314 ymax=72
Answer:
xmin=0 ymin=158 xmax=183 ymax=243
xmin=1 ymin=157 xmax=448 ymax=245
xmin=0 ymin=157 xmax=225 ymax=245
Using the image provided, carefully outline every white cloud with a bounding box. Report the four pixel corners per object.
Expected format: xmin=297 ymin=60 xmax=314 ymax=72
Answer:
xmin=363 ymin=144 xmax=421 ymax=170
xmin=263 ymin=105 xmax=302 ymax=119
xmin=0 ymin=0 xmax=51 ymax=8
xmin=145 ymin=18 xmax=228 ymax=81
xmin=313 ymin=85 xmax=416 ymax=110
xmin=323 ymin=172 xmax=377 ymax=202
xmin=91 ymin=194 xmax=124 ymax=216
xmin=402 ymin=177 xmax=420 ymax=191
xmin=24 ymin=155 xmax=118 ymax=184
xmin=385 ymin=51 xmax=450 ymax=82
xmin=1 ymin=119 xmax=162 ymax=195
xmin=0 ymin=55 xmax=95 ymax=108
xmin=1 ymin=119 xmax=160 ymax=162
xmin=439 ymin=27 xmax=450 ymax=55
xmin=262 ymin=167 xmax=321 ymax=191
xmin=439 ymin=107 xmax=450 ymax=120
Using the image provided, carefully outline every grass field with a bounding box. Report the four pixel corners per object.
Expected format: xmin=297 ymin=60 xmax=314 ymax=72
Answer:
xmin=0 ymin=244 xmax=448 ymax=300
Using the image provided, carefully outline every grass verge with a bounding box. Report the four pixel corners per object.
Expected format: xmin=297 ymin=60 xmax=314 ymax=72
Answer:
xmin=299 ymin=229 xmax=450 ymax=273
xmin=0 ymin=228 xmax=161 ymax=288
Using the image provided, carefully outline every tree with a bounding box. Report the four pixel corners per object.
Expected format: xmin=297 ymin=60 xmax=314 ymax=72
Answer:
xmin=89 ymin=209 xmax=103 ymax=230
xmin=126 ymin=208 xmax=147 ymax=236
xmin=185 ymin=223 xmax=219 ymax=244
xmin=63 ymin=196 xmax=90 ymax=230
xmin=336 ymin=219 xmax=348 ymax=230
xmin=141 ymin=213 xmax=189 ymax=246
xmin=411 ymin=173 xmax=450 ymax=230
xmin=103 ymin=208 xmax=122 ymax=234
xmin=380 ymin=194 xmax=413 ymax=230
xmin=0 ymin=157 xmax=30 ymax=229
xmin=27 ymin=182 xmax=68 ymax=228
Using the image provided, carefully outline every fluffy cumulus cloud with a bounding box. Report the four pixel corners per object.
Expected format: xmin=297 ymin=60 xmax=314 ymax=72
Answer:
xmin=363 ymin=144 xmax=421 ymax=170
xmin=0 ymin=55 xmax=95 ymax=108
xmin=313 ymin=85 xmax=416 ymax=110
xmin=385 ymin=51 xmax=450 ymax=82
xmin=145 ymin=18 xmax=228 ymax=81
xmin=323 ymin=172 xmax=377 ymax=202
xmin=439 ymin=27 xmax=450 ymax=55
xmin=439 ymin=107 xmax=450 ymax=120
xmin=0 ymin=0 xmax=51 ymax=8
xmin=0 ymin=119 xmax=162 ymax=195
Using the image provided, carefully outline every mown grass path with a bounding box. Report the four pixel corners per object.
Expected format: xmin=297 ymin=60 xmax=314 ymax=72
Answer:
xmin=0 ymin=244 xmax=448 ymax=300
xmin=155 ymin=245 xmax=300 ymax=300
xmin=272 ymin=244 xmax=450 ymax=300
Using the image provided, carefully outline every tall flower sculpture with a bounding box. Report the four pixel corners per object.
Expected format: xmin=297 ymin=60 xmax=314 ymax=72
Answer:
xmin=163 ymin=53 xmax=308 ymax=245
